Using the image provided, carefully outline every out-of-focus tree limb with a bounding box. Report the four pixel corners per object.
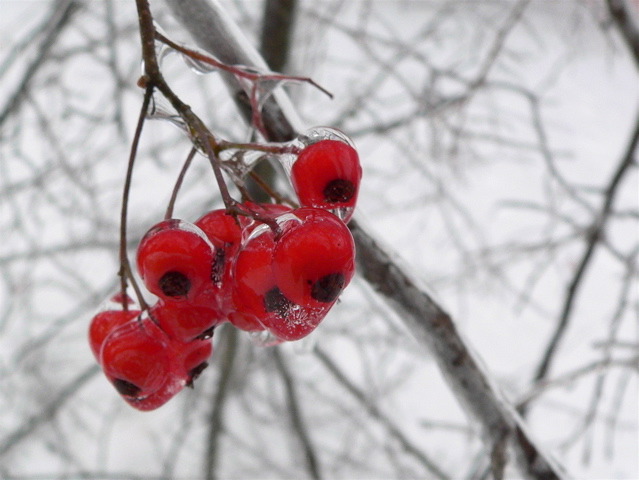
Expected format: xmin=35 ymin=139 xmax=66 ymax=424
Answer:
xmin=162 ymin=1 xmax=564 ymax=478
xmin=0 ymin=0 xmax=80 ymax=128
xmin=529 ymin=108 xmax=639 ymax=389
xmin=607 ymin=0 xmax=639 ymax=69
xmin=0 ymin=365 xmax=99 ymax=457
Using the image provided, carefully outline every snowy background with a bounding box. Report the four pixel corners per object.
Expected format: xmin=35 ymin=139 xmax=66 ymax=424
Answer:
xmin=0 ymin=1 xmax=637 ymax=479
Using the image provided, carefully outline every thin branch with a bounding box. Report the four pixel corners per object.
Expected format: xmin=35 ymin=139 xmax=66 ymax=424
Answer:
xmin=0 ymin=0 xmax=80 ymax=128
xmin=118 ymin=85 xmax=153 ymax=311
xmin=204 ymin=326 xmax=239 ymax=480
xmin=607 ymin=0 xmax=639 ymax=69
xmin=165 ymin=147 xmax=197 ymax=219
xmin=530 ymin=107 xmax=639 ymax=387
xmin=0 ymin=365 xmax=99 ymax=457
xmin=272 ymin=348 xmax=322 ymax=480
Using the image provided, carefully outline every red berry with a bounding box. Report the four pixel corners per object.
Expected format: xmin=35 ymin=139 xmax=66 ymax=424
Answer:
xmin=88 ymin=292 xmax=141 ymax=360
xmin=100 ymin=314 xmax=172 ymax=403
xmin=117 ymin=334 xmax=212 ymax=411
xmin=231 ymin=227 xmax=331 ymax=341
xmin=231 ymin=229 xmax=278 ymax=326
xmin=136 ymin=220 xmax=216 ymax=303
xmin=180 ymin=339 xmax=212 ymax=387
xmin=149 ymin=300 xmax=222 ymax=342
xmin=89 ymin=308 xmax=140 ymax=360
xmin=291 ymin=140 xmax=362 ymax=223
xmin=273 ymin=208 xmax=355 ymax=308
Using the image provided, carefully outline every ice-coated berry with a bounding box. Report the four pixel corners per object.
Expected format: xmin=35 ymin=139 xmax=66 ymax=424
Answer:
xmin=273 ymin=208 xmax=355 ymax=308
xmin=100 ymin=314 xmax=172 ymax=403
xmin=88 ymin=292 xmax=141 ymax=360
xmin=89 ymin=308 xmax=141 ymax=360
xmin=231 ymin=226 xmax=332 ymax=341
xmin=291 ymin=139 xmax=362 ymax=223
xmin=136 ymin=219 xmax=216 ymax=303
xmin=149 ymin=300 xmax=223 ymax=343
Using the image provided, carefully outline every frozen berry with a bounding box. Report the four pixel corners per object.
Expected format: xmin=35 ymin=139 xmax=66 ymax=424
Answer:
xmin=231 ymin=227 xmax=331 ymax=341
xmin=100 ymin=314 xmax=171 ymax=402
xmin=136 ymin=219 xmax=216 ymax=303
xmin=273 ymin=208 xmax=355 ymax=308
xmin=149 ymin=300 xmax=223 ymax=343
xmin=291 ymin=140 xmax=362 ymax=223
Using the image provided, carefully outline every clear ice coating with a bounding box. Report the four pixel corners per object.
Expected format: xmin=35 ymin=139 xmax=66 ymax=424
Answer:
xmin=275 ymin=126 xmax=356 ymax=176
xmin=247 ymin=329 xmax=284 ymax=347
xmin=218 ymin=148 xmax=267 ymax=180
xmin=329 ymin=206 xmax=355 ymax=223
xmin=299 ymin=127 xmax=355 ymax=149
xmin=146 ymin=93 xmax=188 ymax=132
xmin=182 ymin=54 xmax=217 ymax=75
xmin=174 ymin=219 xmax=216 ymax=252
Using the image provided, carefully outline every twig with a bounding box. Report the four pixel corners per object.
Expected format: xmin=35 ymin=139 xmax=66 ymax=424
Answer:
xmin=165 ymin=147 xmax=197 ymax=219
xmin=0 ymin=0 xmax=80 ymax=127
xmin=118 ymin=86 xmax=153 ymax=311
xmin=204 ymin=326 xmax=239 ymax=480
xmin=530 ymin=107 xmax=639 ymax=388
xmin=607 ymin=0 xmax=639 ymax=70
xmin=272 ymin=348 xmax=322 ymax=480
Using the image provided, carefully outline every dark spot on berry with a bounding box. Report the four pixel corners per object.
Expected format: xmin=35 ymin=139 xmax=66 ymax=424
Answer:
xmin=159 ymin=271 xmax=191 ymax=297
xmin=195 ymin=325 xmax=215 ymax=340
xmin=186 ymin=362 xmax=209 ymax=388
xmin=113 ymin=378 xmax=142 ymax=397
xmin=311 ymin=273 xmax=345 ymax=303
xmin=264 ymin=287 xmax=294 ymax=317
xmin=323 ymin=179 xmax=355 ymax=203
xmin=211 ymin=247 xmax=226 ymax=284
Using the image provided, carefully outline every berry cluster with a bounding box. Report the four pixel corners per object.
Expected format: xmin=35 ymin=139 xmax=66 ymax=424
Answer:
xmin=89 ymin=132 xmax=362 ymax=410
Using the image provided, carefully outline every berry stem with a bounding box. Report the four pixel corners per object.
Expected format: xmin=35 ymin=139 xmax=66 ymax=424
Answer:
xmin=165 ymin=147 xmax=197 ymax=220
xmin=118 ymin=85 xmax=152 ymax=312
xmin=135 ymin=0 xmax=239 ymax=215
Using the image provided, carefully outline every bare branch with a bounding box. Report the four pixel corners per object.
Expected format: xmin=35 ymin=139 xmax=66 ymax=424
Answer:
xmin=0 ymin=0 xmax=80 ymax=127
xmin=272 ymin=348 xmax=323 ymax=480
xmin=530 ymin=107 xmax=639 ymax=386
xmin=607 ymin=0 xmax=639 ymax=69
xmin=0 ymin=365 xmax=99 ymax=457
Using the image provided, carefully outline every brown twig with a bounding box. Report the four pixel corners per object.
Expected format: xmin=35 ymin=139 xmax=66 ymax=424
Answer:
xmin=272 ymin=348 xmax=323 ymax=480
xmin=118 ymin=85 xmax=153 ymax=311
xmin=165 ymin=147 xmax=197 ymax=220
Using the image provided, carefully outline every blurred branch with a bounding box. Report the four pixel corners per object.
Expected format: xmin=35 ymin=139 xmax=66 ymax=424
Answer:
xmin=0 ymin=365 xmax=99 ymax=457
xmin=314 ymin=347 xmax=451 ymax=480
xmin=204 ymin=326 xmax=239 ymax=480
xmin=529 ymin=107 xmax=639 ymax=388
xmin=259 ymin=0 xmax=297 ymax=73
xmin=163 ymin=1 xmax=564 ymax=478
xmin=0 ymin=0 xmax=80 ymax=128
xmin=163 ymin=0 xmax=303 ymax=142
xmin=272 ymin=349 xmax=323 ymax=480
xmin=607 ymin=0 xmax=639 ymax=69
